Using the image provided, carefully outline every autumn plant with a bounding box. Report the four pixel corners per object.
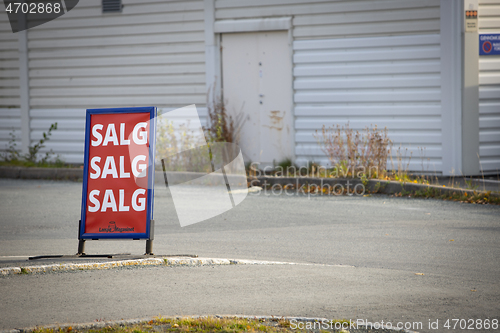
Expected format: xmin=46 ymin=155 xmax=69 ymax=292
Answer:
xmin=203 ymin=88 xmax=244 ymax=143
xmin=27 ymin=122 xmax=58 ymax=163
xmin=389 ymin=144 xmax=412 ymax=182
xmin=155 ymin=118 xmax=195 ymax=163
xmin=155 ymin=118 xmax=209 ymax=173
xmin=315 ymin=123 xmax=392 ymax=179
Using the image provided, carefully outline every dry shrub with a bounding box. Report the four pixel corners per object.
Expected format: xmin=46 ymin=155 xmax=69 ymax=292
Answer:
xmin=156 ymin=120 xmax=197 ymax=160
xmin=389 ymin=144 xmax=413 ymax=181
xmin=155 ymin=119 xmax=210 ymax=172
xmin=315 ymin=123 xmax=392 ymax=178
xmin=203 ymin=88 xmax=244 ymax=143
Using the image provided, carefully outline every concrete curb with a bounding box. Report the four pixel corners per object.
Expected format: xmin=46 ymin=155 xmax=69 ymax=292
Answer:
xmin=0 ymin=167 xmax=212 ymax=185
xmin=0 ymin=257 xmax=354 ymax=276
xmin=0 ymin=166 xmax=83 ymax=181
xmin=0 ymin=315 xmax=419 ymax=333
xmin=249 ymin=176 xmax=500 ymax=199
xmin=2 ymin=166 xmax=496 ymax=199
xmin=0 ymin=167 xmax=164 ymax=183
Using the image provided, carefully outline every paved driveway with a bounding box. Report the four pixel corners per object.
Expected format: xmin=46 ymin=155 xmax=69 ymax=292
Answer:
xmin=0 ymin=179 xmax=499 ymax=332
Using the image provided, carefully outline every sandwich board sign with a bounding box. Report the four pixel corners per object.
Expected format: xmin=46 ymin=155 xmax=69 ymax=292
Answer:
xmin=79 ymin=107 xmax=156 ymax=254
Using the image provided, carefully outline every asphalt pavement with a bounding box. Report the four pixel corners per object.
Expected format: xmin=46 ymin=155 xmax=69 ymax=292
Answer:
xmin=0 ymin=178 xmax=499 ymax=332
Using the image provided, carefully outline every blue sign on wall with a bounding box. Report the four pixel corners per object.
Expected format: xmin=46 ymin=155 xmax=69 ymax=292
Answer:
xmin=479 ymin=34 xmax=500 ymax=55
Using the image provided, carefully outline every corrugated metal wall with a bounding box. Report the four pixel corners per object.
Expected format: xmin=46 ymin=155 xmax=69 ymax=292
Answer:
xmin=215 ymin=0 xmax=440 ymax=40
xmin=0 ymin=11 xmax=21 ymax=154
xmin=0 ymin=11 xmax=19 ymax=108
xmin=293 ymin=34 xmax=442 ymax=171
xmin=478 ymin=0 xmax=500 ymax=173
xmin=25 ymin=0 xmax=207 ymax=163
xmin=0 ymin=108 xmax=21 ymax=155
xmin=215 ymin=0 xmax=442 ymax=172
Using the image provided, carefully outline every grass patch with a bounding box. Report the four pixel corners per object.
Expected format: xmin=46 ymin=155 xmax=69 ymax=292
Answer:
xmin=256 ymin=180 xmax=500 ymax=205
xmin=394 ymin=188 xmax=500 ymax=205
xmin=32 ymin=317 xmax=354 ymax=333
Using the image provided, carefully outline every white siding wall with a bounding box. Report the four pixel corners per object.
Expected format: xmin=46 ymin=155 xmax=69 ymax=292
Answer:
xmin=0 ymin=10 xmax=21 ymax=154
xmin=30 ymin=109 xmax=85 ymax=163
xmin=294 ymin=34 xmax=442 ymax=172
xmin=216 ymin=0 xmax=440 ymax=40
xmin=478 ymin=0 xmax=500 ymax=173
xmin=215 ymin=0 xmax=442 ymax=172
xmin=25 ymin=0 xmax=207 ymax=163
xmin=0 ymin=108 xmax=21 ymax=155
xmin=0 ymin=9 xmax=20 ymax=108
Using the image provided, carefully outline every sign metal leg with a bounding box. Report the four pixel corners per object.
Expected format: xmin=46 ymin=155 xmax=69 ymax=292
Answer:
xmin=77 ymin=239 xmax=86 ymax=255
xmin=145 ymin=239 xmax=153 ymax=255
xmin=145 ymin=219 xmax=154 ymax=255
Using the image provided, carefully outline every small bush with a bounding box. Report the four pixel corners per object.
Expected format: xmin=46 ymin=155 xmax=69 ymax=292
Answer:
xmin=1 ymin=122 xmax=64 ymax=167
xmin=203 ymin=88 xmax=244 ymax=143
xmin=315 ymin=123 xmax=392 ymax=179
xmin=155 ymin=118 xmax=209 ymax=172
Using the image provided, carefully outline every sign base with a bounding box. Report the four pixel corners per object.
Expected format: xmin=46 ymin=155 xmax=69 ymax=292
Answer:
xmin=77 ymin=220 xmax=155 ymax=255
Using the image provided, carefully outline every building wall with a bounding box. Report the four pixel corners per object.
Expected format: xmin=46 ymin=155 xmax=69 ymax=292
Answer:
xmin=293 ymin=34 xmax=442 ymax=171
xmin=0 ymin=9 xmax=21 ymax=154
xmin=215 ymin=0 xmax=442 ymax=172
xmin=24 ymin=0 xmax=207 ymax=163
xmin=215 ymin=0 xmax=440 ymax=40
xmin=2 ymin=0 xmax=493 ymax=173
xmin=478 ymin=0 xmax=500 ymax=173
xmin=0 ymin=9 xmax=19 ymax=108
xmin=0 ymin=107 xmax=21 ymax=154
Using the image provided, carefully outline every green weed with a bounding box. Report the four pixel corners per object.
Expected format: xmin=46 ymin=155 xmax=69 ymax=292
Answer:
xmin=1 ymin=122 xmax=66 ymax=168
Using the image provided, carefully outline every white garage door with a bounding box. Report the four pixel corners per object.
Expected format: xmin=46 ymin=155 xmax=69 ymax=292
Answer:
xmin=222 ymin=31 xmax=293 ymax=166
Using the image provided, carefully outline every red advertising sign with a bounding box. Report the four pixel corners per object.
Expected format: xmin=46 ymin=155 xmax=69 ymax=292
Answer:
xmin=79 ymin=107 xmax=156 ymax=240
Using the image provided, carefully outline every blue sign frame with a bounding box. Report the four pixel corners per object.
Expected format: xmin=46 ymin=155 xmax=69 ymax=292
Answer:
xmin=79 ymin=106 xmax=156 ymax=240
xmin=479 ymin=34 xmax=500 ymax=56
